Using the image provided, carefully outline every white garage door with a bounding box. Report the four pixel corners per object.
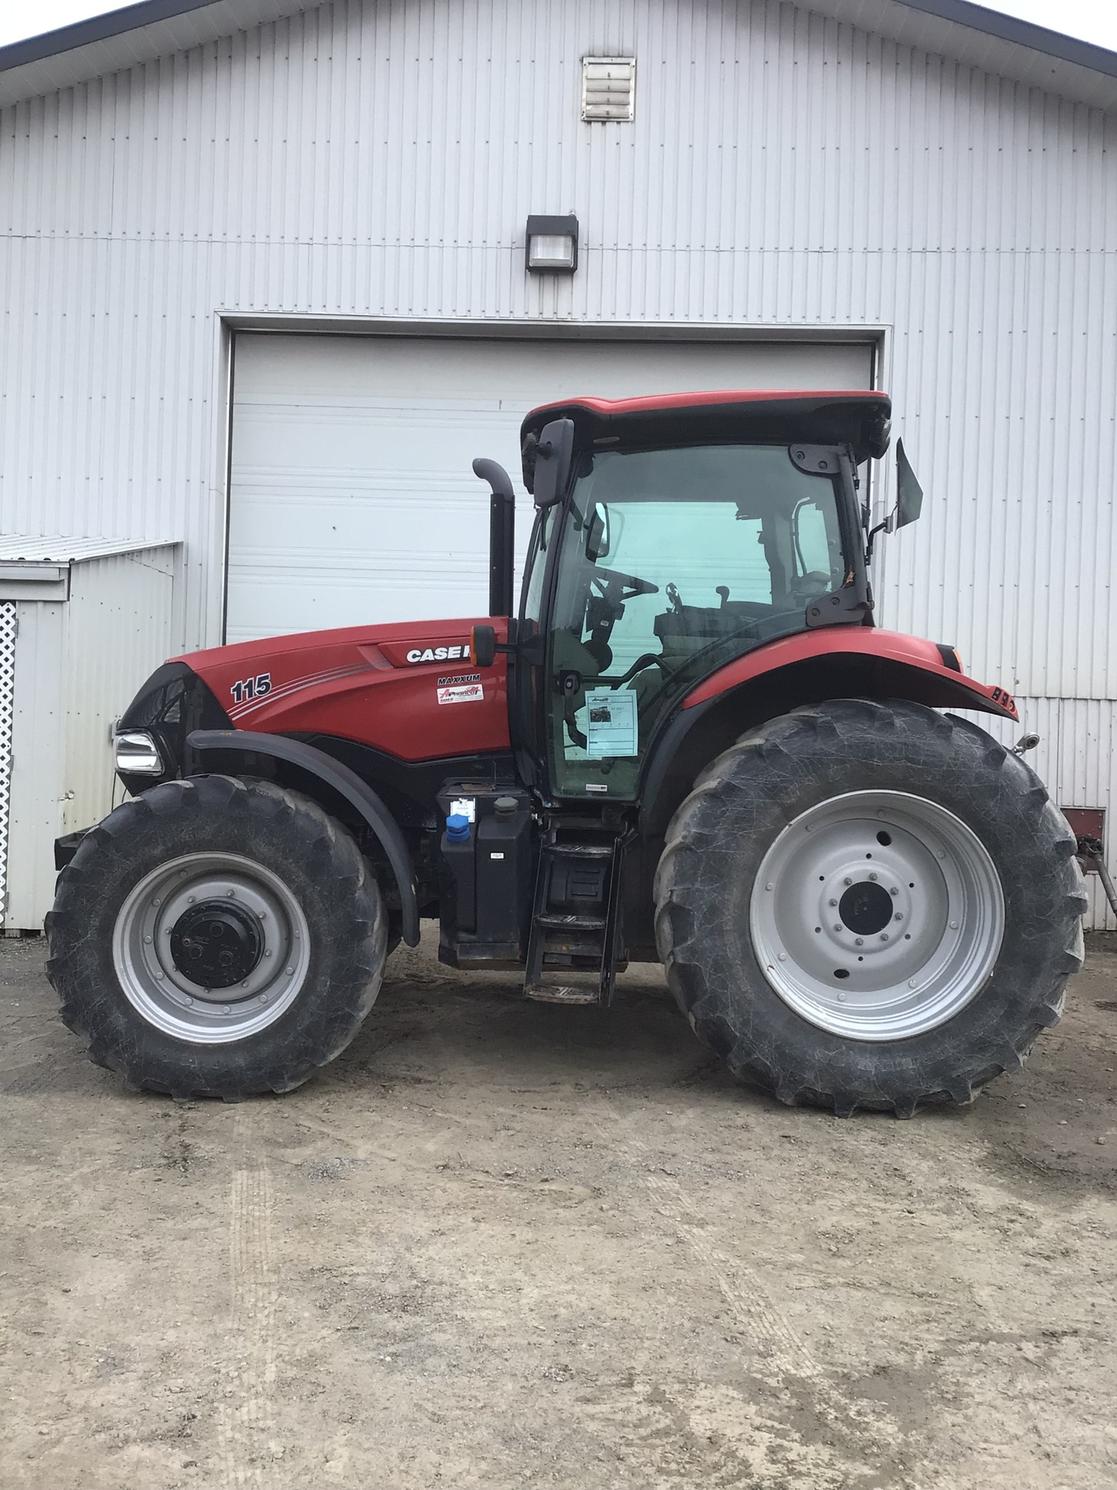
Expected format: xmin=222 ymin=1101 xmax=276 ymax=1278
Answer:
xmin=226 ymin=334 xmax=873 ymax=642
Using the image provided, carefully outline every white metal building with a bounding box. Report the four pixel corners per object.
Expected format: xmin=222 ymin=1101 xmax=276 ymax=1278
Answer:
xmin=0 ymin=0 xmax=1115 ymax=924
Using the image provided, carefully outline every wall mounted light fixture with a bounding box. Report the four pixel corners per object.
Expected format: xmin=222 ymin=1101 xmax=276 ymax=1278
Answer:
xmin=525 ymin=214 xmax=579 ymax=274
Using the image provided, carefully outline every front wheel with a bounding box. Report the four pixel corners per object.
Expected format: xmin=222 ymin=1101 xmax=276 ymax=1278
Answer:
xmin=47 ymin=775 xmax=387 ymax=1098
xmin=655 ymin=699 xmax=1087 ymax=1116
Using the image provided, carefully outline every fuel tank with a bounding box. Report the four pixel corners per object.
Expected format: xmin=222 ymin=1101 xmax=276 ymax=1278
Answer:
xmin=178 ymin=617 xmax=510 ymax=761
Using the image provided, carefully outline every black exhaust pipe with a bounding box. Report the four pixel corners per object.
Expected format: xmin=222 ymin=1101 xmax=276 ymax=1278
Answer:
xmin=473 ymin=458 xmax=516 ymax=617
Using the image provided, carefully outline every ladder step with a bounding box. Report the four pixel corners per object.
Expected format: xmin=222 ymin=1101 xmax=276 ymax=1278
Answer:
xmin=524 ymin=980 xmax=602 ymax=1005
xmin=545 ymin=842 xmax=614 ymax=859
xmin=536 ymin=912 xmax=606 ymax=931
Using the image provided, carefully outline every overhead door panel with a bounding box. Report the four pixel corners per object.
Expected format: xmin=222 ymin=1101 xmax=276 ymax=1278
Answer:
xmin=227 ymin=334 xmax=873 ymax=641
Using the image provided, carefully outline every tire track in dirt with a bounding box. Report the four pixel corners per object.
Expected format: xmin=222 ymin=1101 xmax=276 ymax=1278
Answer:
xmin=217 ymin=1115 xmax=278 ymax=1490
xmin=612 ymin=1110 xmax=942 ymax=1490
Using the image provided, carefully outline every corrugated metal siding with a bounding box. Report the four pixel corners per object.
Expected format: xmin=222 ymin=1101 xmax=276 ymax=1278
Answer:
xmin=0 ymin=0 xmax=1111 ymax=676
xmin=1 ymin=0 xmax=1115 ymax=917
xmin=62 ymin=547 xmax=178 ymax=836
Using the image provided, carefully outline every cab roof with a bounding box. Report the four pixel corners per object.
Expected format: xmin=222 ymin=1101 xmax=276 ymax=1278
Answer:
xmin=520 ymin=390 xmax=892 ymax=485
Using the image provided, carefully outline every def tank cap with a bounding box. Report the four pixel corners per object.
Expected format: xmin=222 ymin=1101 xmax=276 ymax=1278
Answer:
xmin=445 ymin=813 xmax=471 ymax=841
xmin=494 ymin=795 xmax=519 ymax=815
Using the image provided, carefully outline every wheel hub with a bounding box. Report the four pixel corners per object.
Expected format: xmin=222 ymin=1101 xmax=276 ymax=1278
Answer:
xmin=749 ymin=790 xmax=1005 ymax=1041
xmin=838 ymin=880 xmax=894 ymax=936
xmin=169 ymin=901 xmax=264 ymax=989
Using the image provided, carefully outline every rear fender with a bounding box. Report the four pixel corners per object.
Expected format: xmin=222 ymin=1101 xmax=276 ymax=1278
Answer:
xmin=639 ymin=629 xmax=1018 ymax=840
xmin=188 ymin=730 xmax=419 ymax=946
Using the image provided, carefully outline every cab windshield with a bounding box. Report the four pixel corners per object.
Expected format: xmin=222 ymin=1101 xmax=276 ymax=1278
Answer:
xmin=546 ymin=442 xmax=850 ymax=799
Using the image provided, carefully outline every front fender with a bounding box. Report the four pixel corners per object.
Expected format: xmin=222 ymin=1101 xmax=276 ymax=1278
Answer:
xmin=187 ymin=729 xmax=419 ymax=946
xmin=682 ymin=628 xmax=1018 ymax=721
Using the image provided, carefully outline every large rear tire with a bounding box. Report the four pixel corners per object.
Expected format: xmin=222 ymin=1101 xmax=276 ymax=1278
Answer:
xmin=654 ymin=699 xmax=1086 ymax=1116
xmin=46 ymin=775 xmax=387 ymax=1098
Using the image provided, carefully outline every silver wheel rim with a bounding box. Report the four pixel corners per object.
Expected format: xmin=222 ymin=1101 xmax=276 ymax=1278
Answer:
xmin=112 ymin=852 xmax=311 ymax=1044
xmin=749 ymin=790 xmax=1005 ymax=1041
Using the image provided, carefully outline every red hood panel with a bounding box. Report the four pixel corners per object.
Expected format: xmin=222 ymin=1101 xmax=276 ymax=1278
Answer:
xmin=177 ymin=618 xmax=510 ymax=760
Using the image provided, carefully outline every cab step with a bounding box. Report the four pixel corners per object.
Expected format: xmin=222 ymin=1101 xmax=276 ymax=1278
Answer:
xmin=523 ymin=826 xmax=629 ymax=1005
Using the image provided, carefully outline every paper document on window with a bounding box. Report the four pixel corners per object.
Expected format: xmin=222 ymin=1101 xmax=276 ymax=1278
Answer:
xmin=584 ymin=688 xmax=638 ymax=758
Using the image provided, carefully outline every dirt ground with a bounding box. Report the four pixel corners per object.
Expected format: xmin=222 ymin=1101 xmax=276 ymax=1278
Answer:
xmin=1 ymin=933 xmax=1116 ymax=1490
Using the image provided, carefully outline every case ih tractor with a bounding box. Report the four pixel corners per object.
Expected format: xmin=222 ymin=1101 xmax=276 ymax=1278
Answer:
xmin=47 ymin=390 xmax=1086 ymax=1115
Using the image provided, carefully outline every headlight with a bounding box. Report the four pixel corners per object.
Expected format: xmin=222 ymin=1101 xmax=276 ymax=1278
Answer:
xmin=113 ymin=730 xmax=164 ymax=776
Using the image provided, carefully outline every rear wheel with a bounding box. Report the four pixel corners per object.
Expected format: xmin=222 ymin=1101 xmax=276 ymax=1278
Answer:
xmin=47 ymin=775 xmax=387 ymax=1098
xmin=655 ymin=699 xmax=1086 ymax=1116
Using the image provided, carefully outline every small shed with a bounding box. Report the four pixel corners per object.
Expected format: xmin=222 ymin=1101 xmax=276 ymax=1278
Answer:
xmin=0 ymin=537 xmax=180 ymax=931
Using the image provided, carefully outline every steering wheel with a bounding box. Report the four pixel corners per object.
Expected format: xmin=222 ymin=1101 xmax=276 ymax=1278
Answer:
xmin=591 ymin=567 xmax=659 ymax=602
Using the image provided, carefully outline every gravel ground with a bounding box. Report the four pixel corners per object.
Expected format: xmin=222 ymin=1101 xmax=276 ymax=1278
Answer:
xmin=1 ymin=931 xmax=1116 ymax=1490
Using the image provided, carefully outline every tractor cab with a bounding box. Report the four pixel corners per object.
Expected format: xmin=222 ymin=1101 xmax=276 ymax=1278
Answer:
xmin=477 ymin=390 xmax=893 ymax=804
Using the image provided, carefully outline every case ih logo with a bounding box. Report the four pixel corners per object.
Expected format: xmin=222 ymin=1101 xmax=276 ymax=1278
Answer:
xmin=405 ymin=644 xmax=470 ymax=664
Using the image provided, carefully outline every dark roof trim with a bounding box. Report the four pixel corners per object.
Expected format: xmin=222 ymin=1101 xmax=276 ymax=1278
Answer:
xmin=896 ymin=0 xmax=1117 ymax=80
xmin=0 ymin=0 xmax=1114 ymax=82
xmin=0 ymin=0 xmax=215 ymax=73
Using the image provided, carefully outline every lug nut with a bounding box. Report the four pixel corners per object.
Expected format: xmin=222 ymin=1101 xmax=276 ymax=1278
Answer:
xmin=226 ymin=889 xmax=236 ymax=898
xmin=828 ymin=898 xmax=838 ymax=907
xmin=890 ymin=887 xmax=899 ymax=897
xmin=151 ymin=897 xmax=161 ymax=907
xmin=765 ymin=882 xmax=774 ymax=891
xmin=837 ymin=992 xmax=847 ymax=1002
xmin=833 ymin=924 xmax=842 ymax=933
xmin=855 ymin=938 xmax=864 ymax=946
xmin=869 ymin=872 xmax=878 ymax=882
xmin=894 ymin=913 xmax=903 ymax=922
xmin=881 ymin=934 xmax=889 ymax=942
xmin=949 ymin=920 xmax=959 ymax=930
xmin=843 ymin=877 xmax=852 ymax=887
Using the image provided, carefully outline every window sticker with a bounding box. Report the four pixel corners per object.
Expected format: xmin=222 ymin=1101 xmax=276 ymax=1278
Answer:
xmin=584 ymin=688 xmax=638 ymax=758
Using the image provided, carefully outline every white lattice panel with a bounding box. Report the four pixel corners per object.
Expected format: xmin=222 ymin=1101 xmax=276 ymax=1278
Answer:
xmin=0 ymin=603 xmax=16 ymax=926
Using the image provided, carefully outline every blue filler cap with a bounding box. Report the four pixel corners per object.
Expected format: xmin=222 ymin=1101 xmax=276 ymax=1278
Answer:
xmin=445 ymin=813 xmax=471 ymax=841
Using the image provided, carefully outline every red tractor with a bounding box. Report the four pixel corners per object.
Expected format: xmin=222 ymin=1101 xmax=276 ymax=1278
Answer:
xmin=47 ymin=390 xmax=1085 ymax=1115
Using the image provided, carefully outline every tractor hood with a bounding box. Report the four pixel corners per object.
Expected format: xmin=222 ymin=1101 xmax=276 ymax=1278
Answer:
xmin=116 ymin=617 xmax=512 ymax=782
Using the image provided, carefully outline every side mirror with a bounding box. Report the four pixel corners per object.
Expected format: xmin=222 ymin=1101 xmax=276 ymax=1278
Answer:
xmin=532 ymin=417 xmax=575 ymax=509
xmin=585 ymin=502 xmax=611 ymax=561
xmin=895 ymin=439 xmax=924 ymax=529
xmin=471 ymin=624 xmax=497 ymax=668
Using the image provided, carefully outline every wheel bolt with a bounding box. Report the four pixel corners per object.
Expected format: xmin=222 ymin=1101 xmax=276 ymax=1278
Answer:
xmin=227 ymin=889 xmax=236 ymax=898
xmin=778 ymin=953 xmax=787 ymax=962
xmin=765 ymin=882 xmax=774 ymax=891
xmin=286 ymin=966 xmax=294 ymax=975
xmin=869 ymin=872 xmax=878 ymax=882
xmin=890 ymin=887 xmax=899 ymax=897
xmin=187 ymin=895 xmax=195 ymax=904
xmin=185 ymin=996 xmax=193 ymax=1006
xmin=828 ymin=898 xmax=838 ymax=907
xmin=837 ymin=992 xmax=847 ymax=1002
xmin=833 ymin=924 xmax=842 ymax=933
xmin=260 ymin=994 xmax=268 ymax=1004
xmin=880 ymin=934 xmax=889 ymax=942
xmin=223 ymin=1005 xmax=231 ymax=1014
xmin=154 ymin=970 xmax=164 ymax=980
xmin=894 ymin=913 xmax=903 ymax=922
xmin=855 ymin=938 xmax=864 ymax=946
xmin=151 ymin=897 xmax=160 ymax=907
xmin=143 ymin=935 xmax=152 ymax=944
xmin=843 ymin=878 xmax=852 ymax=887
xmin=908 ymin=978 xmax=918 ymax=989
xmin=949 ymin=920 xmax=959 ymax=930
xmin=264 ymin=949 xmax=272 ymax=959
